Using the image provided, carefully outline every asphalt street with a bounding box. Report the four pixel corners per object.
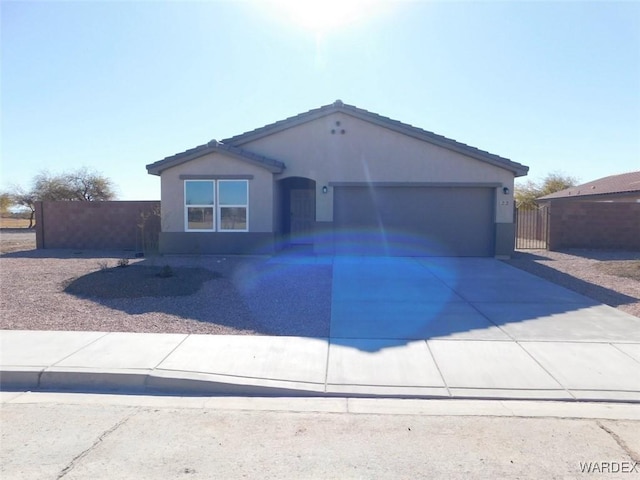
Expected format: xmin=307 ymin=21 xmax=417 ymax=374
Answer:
xmin=2 ymin=393 xmax=640 ymax=480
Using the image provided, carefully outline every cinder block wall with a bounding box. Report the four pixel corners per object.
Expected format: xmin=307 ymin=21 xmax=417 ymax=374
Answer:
xmin=549 ymin=201 xmax=640 ymax=250
xmin=35 ymin=201 xmax=161 ymax=250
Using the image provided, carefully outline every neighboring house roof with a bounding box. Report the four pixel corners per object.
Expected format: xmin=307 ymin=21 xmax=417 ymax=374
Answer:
xmin=146 ymin=140 xmax=286 ymax=176
xmin=538 ymin=171 xmax=640 ymax=201
xmin=222 ymin=100 xmax=529 ymax=177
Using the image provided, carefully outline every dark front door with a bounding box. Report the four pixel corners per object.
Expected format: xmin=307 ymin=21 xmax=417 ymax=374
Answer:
xmin=289 ymin=189 xmax=315 ymax=243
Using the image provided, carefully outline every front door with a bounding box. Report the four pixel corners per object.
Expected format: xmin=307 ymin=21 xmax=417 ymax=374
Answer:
xmin=289 ymin=189 xmax=315 ymax=243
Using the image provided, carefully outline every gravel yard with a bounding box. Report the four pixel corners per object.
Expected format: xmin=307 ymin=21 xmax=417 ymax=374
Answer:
xmin=505 ymin=249 xmax=640 ymax=318
xmin=0 ymin=231 xmax=331 ymax=336
xmin=0 ymin=229 xmax=35 ymax=253
xmin=1 ymin=230 xmax=638 ymax=335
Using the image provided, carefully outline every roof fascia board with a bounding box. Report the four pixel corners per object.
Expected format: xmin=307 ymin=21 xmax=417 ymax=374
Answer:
xmin=146 ymin=144 xmax=285 ymax=176
xmin=539 ymin=190 xmax=640 ymax=201
xmin=339 ymin=107 xmax=529 ymax=177
xmin=222 ymin=106 xmax=336 ymax=146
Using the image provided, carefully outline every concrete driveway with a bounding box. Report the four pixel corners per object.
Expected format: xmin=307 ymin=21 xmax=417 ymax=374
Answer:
xmin=330 ymin=256 xmax=638 ymax=342
xmin=327 ymin=256 xmax=640 ymax=400
xmin=2 ymin=255 xmax=640 ymax=401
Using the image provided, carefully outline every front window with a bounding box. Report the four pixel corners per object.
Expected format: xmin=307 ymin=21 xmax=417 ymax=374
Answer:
xmin=185 ymin=181 xmax=215 ymax=231
xmin=218 ymin=180 xmax=248 ymax=231
xmin=185 ymin=179 xmax=248 ymax=232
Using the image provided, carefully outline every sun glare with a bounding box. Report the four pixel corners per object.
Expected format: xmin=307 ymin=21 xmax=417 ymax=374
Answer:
xmin=271 ymin=0 xmax=381 ymax=33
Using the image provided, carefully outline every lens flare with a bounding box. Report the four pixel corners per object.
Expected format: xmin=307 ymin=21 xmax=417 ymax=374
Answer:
xmin=270 ymin=0 xmax=384 ymax=33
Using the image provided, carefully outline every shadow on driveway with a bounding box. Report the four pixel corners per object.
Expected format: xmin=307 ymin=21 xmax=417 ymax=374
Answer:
xmin=61 ymin=254 xmax=333 ymax=338
xmin=54 ymin=250 xmax=640 ymax=352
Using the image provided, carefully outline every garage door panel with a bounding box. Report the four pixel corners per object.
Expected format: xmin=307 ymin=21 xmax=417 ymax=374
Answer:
xmin=333 ymin=186 xmax=494 ymax=256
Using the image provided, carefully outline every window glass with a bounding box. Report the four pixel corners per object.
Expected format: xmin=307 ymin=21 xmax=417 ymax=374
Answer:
xmin=187 ymin=207 xmax=214 ymax=230
xmin=185 ymin=181 xmax=214 ymax=205
xmin=184 ymin=179 xmax=248 ymax=232
xmin=220 ymin=207 xmax=247 ymax=231
xmin=218 ymin=181 xmax=247 ymax=205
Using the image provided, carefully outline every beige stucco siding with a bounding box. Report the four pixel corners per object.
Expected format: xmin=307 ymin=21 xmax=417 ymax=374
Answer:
xmin=235 ymin=112 xmax=515 ymax=223
xmin=159 ymin=152 xmax=274 ymax=232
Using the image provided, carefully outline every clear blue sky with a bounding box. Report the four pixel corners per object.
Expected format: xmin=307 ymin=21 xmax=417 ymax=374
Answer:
xmin=2 ymin=0 xmax=639 ymax=200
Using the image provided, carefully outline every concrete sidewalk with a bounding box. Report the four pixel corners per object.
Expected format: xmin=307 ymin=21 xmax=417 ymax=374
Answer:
xmin=2 ymin=329 xmax=640 ymax=402
xmin=2 ymin=256 xmax=640 ymax=402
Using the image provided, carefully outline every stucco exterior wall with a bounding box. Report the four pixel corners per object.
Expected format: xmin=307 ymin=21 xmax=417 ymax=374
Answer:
xmin=235 ymin=112 xmax=515 ymax=224
xmin=159 ymin=152 xmax=274 ymax=233
xmin=153 ymin=109 xmax=522 ymax=256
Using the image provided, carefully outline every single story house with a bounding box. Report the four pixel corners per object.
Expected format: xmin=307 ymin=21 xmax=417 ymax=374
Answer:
xmin=146 ymin=100 xmax=529 ymax=257
xmin=537 ymin=171 xmax=640 ymax=251
xmin=537 ymin=171 xmax=640 ymax=204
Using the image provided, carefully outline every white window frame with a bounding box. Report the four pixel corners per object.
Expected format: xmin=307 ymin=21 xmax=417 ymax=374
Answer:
xmin=217 ymin=179 xmax=249 ymax=232
xmin=184 ymin=180 xmax=215 ymax=232
xmin=184 ymin=179 xmax=249 ymax=232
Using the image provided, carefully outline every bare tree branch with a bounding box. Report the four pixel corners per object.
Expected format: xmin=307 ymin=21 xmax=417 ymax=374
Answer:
xmin=515 ymin=171 xmax=578 ymax=210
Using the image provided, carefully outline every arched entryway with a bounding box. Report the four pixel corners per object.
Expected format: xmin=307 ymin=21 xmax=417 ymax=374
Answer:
xmin=278 ymin=177 xmax=316 ymax=245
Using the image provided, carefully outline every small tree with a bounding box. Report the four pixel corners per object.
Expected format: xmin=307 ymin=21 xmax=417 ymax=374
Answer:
xmin=30 ymin=168 xmax=116 ymax=202
xmin=515 ymin=172 xmax=578 ymax=210
xmin=0 ymin=192 xmax=13 ymax=215
xmin=10 ymin=187 xmax=38 ymax=228
xmin=65 ymin=167 xmax=116 ymax=201
xmin=32 ymin=171 xmax=75 ymax=201
xmin=9 ymin=168 xmax=117 ymax=228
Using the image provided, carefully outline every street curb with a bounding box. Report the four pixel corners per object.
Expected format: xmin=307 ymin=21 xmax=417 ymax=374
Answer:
xmin=2 ymin=368 xmax=640 ymax=404
xmin=3 ymin=391 xmax=640 ymax=421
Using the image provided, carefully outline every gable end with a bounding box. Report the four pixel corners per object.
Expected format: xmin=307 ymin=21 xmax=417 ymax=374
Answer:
xmin=146 ymin=140 xmax=285 ymax=176
xmin=223 ymin=100 xmax=529 ymax=177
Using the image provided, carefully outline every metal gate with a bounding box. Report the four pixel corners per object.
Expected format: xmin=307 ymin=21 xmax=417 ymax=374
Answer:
xmin=515 ymin=205 xmax=550 ymax=249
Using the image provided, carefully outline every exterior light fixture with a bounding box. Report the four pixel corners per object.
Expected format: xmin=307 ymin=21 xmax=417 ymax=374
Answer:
xmin=503 ymin=187 xmax=510 ymax=195
xmin=322 ymin=186 xmax=328 ymax=194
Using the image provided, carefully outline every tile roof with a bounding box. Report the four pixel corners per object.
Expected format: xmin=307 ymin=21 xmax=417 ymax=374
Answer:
xmin=222 ymin=100 xmax=529 ymax=177
xmin=146 ymin=140 xmax=285 ymax=176
xmin=147 ymin=100 xmax=529 ymax=177
xmin=538 ymin=171 xmax=640 ymax=200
